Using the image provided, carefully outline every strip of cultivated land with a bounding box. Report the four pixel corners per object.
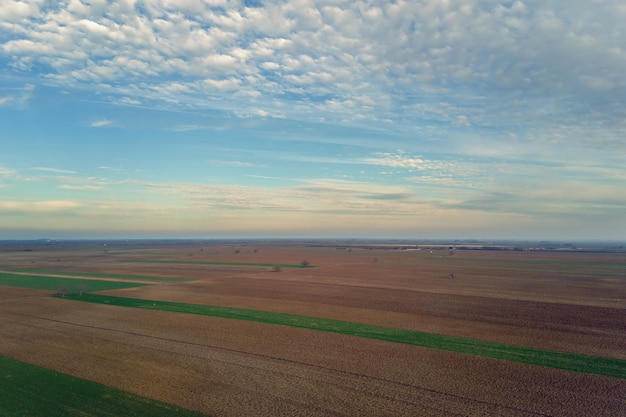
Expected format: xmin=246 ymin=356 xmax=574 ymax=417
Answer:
xmin=61 ymin=293 xmax=626 ymax=379
xmin=119 ymin=259 xmax=314 ymax=268
xmin=0 ymin=354 xmax=211 ymax=417
xmin=2 ymin=269 xmax=623 ymax=379
xmin=423 ymin=255 xmax=626 ymax=268
xmin=0 ymin=272 xmax=149 ymax=292
xmin=1 ymin=269 xmax=188 ymax=282
xmin=2 ymin=243 xmax=624 ymax=416
xmin=383 ymin=255 xmax=626 ymax=277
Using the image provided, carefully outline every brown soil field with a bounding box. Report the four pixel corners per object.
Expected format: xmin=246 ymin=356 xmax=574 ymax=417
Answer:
xmin=1 ymin=241 xmax=625 ymax=416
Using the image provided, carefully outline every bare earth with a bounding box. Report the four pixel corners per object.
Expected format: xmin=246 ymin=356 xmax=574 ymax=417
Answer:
xmin=0 ymin=242 xmax=625 ymax=416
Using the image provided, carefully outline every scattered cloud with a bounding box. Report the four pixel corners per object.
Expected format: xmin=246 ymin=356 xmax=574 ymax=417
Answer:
xmin=0 ymin=167 xmax=17 ymax=177
xmin=363 ymin=151 xmax=484 ymax=182
xmin=142 ymin=177 xmax=431 ymax=216
xmin=453 ymin=115 xmax=471 ymax=127
xmin=0 ymin=95 xmax=13 ymax=105
xmin=0 ymin=0 xmax=620 ymax=139
xmin=0 ymin=200 xmax=83 ymax=213
xmin=1 ymin=1 xmax=625 ymax=239
xmin=90 ymin=119 xmax=115 ymax=127
xmin=363 ymin=152 xmax=427 ymax=170
xmin=234 ymin=108 xmax=286 ymax=119
xmin=58 ymin=184 xmax=103 ymax=191
xmin=116 ymin=97 xmax=142 ymax=106
xmin=32 ymin=167 xmax=77 ymax=174
xmin=0 ymin=84 xmax=34 ymax=107
xmin=207 ymin=159 xmax=260 ymax=168
xmin=168 ymin=124 xmax=210 ymax=132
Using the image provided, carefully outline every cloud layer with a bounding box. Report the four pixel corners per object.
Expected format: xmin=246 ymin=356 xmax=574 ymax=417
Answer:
xmin=1 ymin=1 xmax=625 ymax=239
xmin=2 ymin=1 xmax=625 ymax=133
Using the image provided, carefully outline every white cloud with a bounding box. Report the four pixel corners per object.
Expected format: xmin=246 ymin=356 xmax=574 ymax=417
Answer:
xmin=207 ymin=159 xmax=259 ymax=167
xmin=0 ymin=95 xmax=14 ymax=105
xmin=454 ymin=115 xmax=471 ymax=127
xmin=234 ymin=107 xmax=285 ymax=119
xmin=3 ymin=2 xmax=624 ymax=97
xmin=364 ymin=152 xmax=426 ymax=170
xmin=168 ymin=124 xmax=210 ymax=132
xmin=0 ymin=167 xmax=17 ymax=177
xmin=0 ymin=84 xmax=34 ymax=107
xmin=90 ymin=119 xmax=115 ymax=127
xmin=0 ymin=0 xmax=42 ymax=22
xmin=0 ymin=0 xmax=624 ymax=160
xmin=204 ymin=78 xmax=240 ymax=90
xmin=58 ymin=184 xmax=103 ymax=191
xmin=116 ymin=96 xmax=142 ymax=105
xmin=32 ymin=167 xmax=77 ymax=174
xmin=140 ymin=177 xmax=433 ymax=217
xmin=0 ymin=200 xmax=83 ymax=212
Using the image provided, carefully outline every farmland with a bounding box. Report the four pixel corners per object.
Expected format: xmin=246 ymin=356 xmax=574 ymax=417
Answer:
xmin=0 ymin=240 xmax=625 ymax=416
xmin=0 ymin=355 xmax=209 ymax=417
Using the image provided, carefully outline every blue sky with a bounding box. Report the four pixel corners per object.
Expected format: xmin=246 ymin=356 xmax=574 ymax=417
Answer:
xmin=1 ymin=0 xmax=625 ymax=240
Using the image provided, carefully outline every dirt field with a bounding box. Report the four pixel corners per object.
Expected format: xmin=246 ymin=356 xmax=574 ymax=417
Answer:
xmin=1 ymin=241 xmax=625 ymax=416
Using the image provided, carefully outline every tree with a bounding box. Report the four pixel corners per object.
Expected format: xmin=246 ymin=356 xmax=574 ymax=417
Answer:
xmin=59 ymin=285 xmax=70 ymax=297
xmin=300 ymin=260 xmax=310 ymax=267
xmin=272 ymin=265 xmax=282 ymax=272
xmin=76 ymin=283 xmax=88 ymax=295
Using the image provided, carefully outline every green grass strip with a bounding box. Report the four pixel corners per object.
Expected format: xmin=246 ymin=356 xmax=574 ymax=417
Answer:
xmin=0 ymin=272 xmax=148 ymax=292
xmin=0 ymin=354 xmax=211 ymax=417
xmin=62 ymin=293 xmax=626 ymax=379
xmin=119 ymin=259 xmax=314 ymax=268
xmin=4 ymin=269 xmax=188 ymax=282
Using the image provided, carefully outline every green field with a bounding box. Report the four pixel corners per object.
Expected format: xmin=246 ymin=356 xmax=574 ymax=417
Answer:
xmin=119 ymin=259 xmax=314 ymax=268
xmin=0 ymin=272 xmax=148 ymax=292
xmin=62 ymin=293 xmax=626 ymax=380
xmin=0 ymin=355 xmax=211 ymax=417
xmin=4 ymin=269 xmax=189 ymax=282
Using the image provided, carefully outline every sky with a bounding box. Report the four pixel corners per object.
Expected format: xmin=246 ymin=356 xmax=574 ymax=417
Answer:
xmin=1 ymin=0 xmax=625 ymax=240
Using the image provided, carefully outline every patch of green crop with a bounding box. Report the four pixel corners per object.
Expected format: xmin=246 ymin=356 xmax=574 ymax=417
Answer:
xmin=62 ymin=293 xmax=626 ymax=380
xmin=5 ymin=269 xmax=188 ymax=282
xmin=0 ymin=272 xmax=148 ymax=292
xmin=0 ymin=354 xmax=211 ymax=417
xmin=119 ymin=259 xmax=314 ymax=268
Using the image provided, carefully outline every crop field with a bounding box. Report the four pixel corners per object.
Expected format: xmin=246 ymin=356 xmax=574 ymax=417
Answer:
xmin=120 ymin=259 xmax=314 ymax=268
xmin=62 ymin=293 xmax=626 ymax=379
xmin=0 ymin=240 xmax=625 ymax=416
xmin=0 ymin=271 xmax=149 ymax=292
xmin=0 ymin=355 xmax=209 ymax=417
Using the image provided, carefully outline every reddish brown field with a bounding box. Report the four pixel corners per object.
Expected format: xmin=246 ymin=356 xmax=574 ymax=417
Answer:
xmin=1 ymin=241 xmax=625 ymax=416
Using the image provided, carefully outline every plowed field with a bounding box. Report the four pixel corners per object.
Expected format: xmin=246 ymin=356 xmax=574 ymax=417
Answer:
xmin=1 ymin=241 xmax=625 ymax=416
